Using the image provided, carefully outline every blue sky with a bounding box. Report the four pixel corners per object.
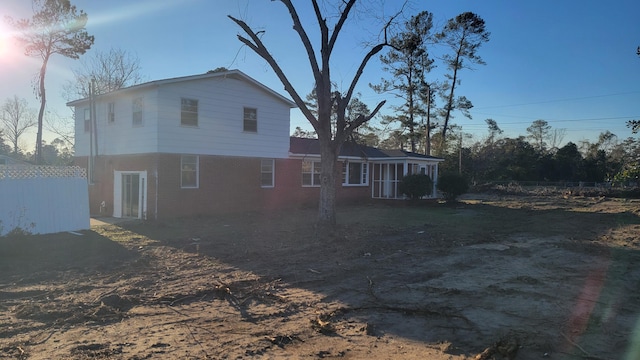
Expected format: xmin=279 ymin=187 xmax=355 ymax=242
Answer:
xmin=1 ymin=0 xmax=639 ymax=149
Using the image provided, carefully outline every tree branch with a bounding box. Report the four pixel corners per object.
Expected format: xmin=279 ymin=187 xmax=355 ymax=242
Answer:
xmin=280 ymin=0 xmax=321 ymax=81
xmin=345 ymin=100 xmax=386 ymax=136
xmin=344 ymin=6 xmax=404 ymax=103
xmin=229 ymin=15 xmax=319 ymax=130
xmin=327 ymin=0 xmax=356 ymax=55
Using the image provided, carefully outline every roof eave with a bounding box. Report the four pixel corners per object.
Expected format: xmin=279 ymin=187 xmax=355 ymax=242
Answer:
xmin=66 ymin=70 xmax=297 ymax=108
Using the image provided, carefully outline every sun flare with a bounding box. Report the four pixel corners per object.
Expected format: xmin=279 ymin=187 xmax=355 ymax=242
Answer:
xmin=0 ymin=23 xmax=15 ymax=62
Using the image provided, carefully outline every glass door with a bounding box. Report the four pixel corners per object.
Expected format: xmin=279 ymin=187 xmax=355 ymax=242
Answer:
xmin=121 ymin=173 xmax=140 ymax=218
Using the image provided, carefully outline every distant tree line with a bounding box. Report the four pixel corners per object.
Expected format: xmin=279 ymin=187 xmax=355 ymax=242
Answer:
xmin=433 ymin=120 xmax=640 ymax=186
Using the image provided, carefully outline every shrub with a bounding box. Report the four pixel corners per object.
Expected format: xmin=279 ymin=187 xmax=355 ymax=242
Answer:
xmin=399 ymin=174 xmax=433 ymax=200
xmin=437 ymin=173 xmax=469 ymax=201
xmin=613 ymin=165 xmax=640 ymax=187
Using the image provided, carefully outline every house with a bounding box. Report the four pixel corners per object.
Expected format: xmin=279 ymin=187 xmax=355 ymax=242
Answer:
xmin=289 ymin=137 xmax=442 ymax=202
xmin=68 ymin=69 xmax=442 ymax=220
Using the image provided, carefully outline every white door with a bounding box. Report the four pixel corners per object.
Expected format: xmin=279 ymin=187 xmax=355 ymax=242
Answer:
xmin=113 ymin=171 xmax=147 ymax=219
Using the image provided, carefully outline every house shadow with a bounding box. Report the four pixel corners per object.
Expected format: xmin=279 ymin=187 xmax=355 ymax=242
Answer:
xmin=114 ymin=200 xmax=640 ymax=358
xmin=0 ymin=229 xmax=139 ymax=286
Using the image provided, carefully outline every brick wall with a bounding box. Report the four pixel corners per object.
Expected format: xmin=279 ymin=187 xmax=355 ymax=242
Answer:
xmin=76 ymin=154 xmax=373 ymax=219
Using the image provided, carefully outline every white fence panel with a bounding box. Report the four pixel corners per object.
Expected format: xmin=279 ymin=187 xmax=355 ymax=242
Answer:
xmin=0 ymin=166 xmax=89 ymax=236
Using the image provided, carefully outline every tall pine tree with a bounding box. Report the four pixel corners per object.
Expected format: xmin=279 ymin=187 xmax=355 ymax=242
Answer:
xmin=7 ymin=0 xmax=94 ymax=164
xmin=372 ymin=11 xmax=434 ymax=153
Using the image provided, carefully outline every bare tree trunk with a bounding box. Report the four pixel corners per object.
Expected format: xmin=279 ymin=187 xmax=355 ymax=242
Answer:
xmin=318 ymin=139 xmax=338 ymax=227
xmin=441 ymin=48 xmax=460 ymax=145
xmin=408 ymin=66 xmax=416 ymax=153
xmin=35 ymin=55 xmax=50 ymax=164
xmin=230 ymin=0 xmax=393 ymax=230
xmin=426 ymin=86 xmax=431 ymax=156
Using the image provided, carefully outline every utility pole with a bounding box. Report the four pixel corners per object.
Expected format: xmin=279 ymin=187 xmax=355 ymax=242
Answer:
xmin=91 ymin=78 xmax=98 ymax=158
xmin=88 ymin=79 xmax=94 ymax=184
xmin=458 ymin=127 xmax=463 ymax=175
xmin=425 ymin=84 xmax=431 ymax=156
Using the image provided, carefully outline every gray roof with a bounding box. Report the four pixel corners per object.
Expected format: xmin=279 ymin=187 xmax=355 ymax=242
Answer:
xmin=289 ymin=137 xmax=443 ymax=161
xmin=66 ymin=69 xmax=296 ymax=108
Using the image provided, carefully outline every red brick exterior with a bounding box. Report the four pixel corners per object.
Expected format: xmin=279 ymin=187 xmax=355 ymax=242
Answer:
xmin=76 ymin=154 xmax=372 ymax=219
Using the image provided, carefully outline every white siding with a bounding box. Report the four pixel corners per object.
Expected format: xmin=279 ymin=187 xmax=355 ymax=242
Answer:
xmin=74 ymin=105 xmax=90 ymax=156
xmin=156 ymin=76 xmax=290 ymax=158
xmin=74 ymin=88 xmax=160 ymax=156
xmin=73 ymin=75 xmax=291 ymax=158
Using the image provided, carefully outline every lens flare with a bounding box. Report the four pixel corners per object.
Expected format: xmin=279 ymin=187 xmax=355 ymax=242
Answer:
xmin=0 ymin=24 xmax=17 ymax=64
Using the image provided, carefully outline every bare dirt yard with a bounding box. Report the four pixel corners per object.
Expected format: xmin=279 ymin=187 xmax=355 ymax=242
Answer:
xmin=1 ymin=193 xmax=640 ymax=360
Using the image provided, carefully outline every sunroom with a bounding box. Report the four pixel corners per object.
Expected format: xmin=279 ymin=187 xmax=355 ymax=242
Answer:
xmin=370 ymin=156 xmax=442 ymax=200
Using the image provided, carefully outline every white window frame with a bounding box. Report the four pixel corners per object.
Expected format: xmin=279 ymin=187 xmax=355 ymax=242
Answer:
xmin=302 ymin=160 xmax=321 ymax=187
xmin=108 ymin=102 xmax=115 ymax=123
xmin=83 ymin=108 xmax=91 ymax=133
xmin=342 ymin=161 xmax=369 ymax=186
xmin=181 ymin=155 xmax=199 ymax=189
xmin=181 ymin=98 xmax=198 ymax=126
xmin=243 ymin=107 xmax=257 ymax=132
xmin=132 ymin=97 xmax=143 ymax=126
xmin=260 ymin=159 xmax=275 ymax=188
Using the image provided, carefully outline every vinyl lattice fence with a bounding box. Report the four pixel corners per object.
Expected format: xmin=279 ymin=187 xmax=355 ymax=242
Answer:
xmin=0 ymin=165 xmax=86 ymax=179
xmin=0 ymin=166 xmax=89 ymax=236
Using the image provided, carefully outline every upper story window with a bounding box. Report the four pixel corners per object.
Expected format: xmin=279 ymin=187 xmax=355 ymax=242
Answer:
xmin=302 ymin=160 xmax=321 ymax=187
xmin=243 ymin=107 xmax=257 ymax=132
xmin=342 ymin=161 xmax=368 ymax=186
xmin=260 ymin=159 xmax=275 ymax=188
xmin=83 ymin=108 xmax=91 ymax=133
xmin=108 ymin=102 xmax=115 ymax=123
xmin=181 ymin=155 xmax=199 ymax=188
xmin=181 ymin=98 xmax=198 ymax=126
xmin=132 ymin=97 xmax=143 ymax=126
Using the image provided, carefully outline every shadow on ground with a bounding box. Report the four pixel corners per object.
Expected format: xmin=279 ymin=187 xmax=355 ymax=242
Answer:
xmin=110 ymin=197 xmax=640 ymax=359
xmin=1 ymin=195 xmax=640 ymax=359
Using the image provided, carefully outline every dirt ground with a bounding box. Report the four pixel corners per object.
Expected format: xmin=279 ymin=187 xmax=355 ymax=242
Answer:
xmin=1 ymin=193 xmax=640 ymax=359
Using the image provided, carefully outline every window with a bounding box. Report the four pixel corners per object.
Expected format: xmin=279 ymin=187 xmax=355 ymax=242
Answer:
xmin=181 ymin=155 xmax=198 ymax=188
xmin=132 ymin=97 xmax=143 ymax=126
xmin=181 ymin=98 xmax=198 ymax=126
xmin=261 ymin=159 xmax=275 ymax=188
xmin=342 ymin=161 xmax=368 ymax=186
xmin=243 ymin=107 xmax=257 ymax=132
xmin=83 ymin=108 xmax=91 ymax=132
xmin=302 ymin=160 xmax=321 ymax=187
xmin=108 ymin=102 xmax=115 ymax=123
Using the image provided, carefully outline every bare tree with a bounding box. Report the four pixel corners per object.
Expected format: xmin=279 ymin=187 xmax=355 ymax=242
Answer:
xmin=548 ymin=128 xmax=567 ymax=151
xmin=0 ymin=96 xmax=37 ymax=156
xmin=229 ymin=0 xmax=401 ymax=227
xmin=7 ymin=0 xmax=94 ymax=164
xmin=63 ymin=47 xmax=145 ymax=100
xmin=44 ymin=109 xmax=74 ymax=148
